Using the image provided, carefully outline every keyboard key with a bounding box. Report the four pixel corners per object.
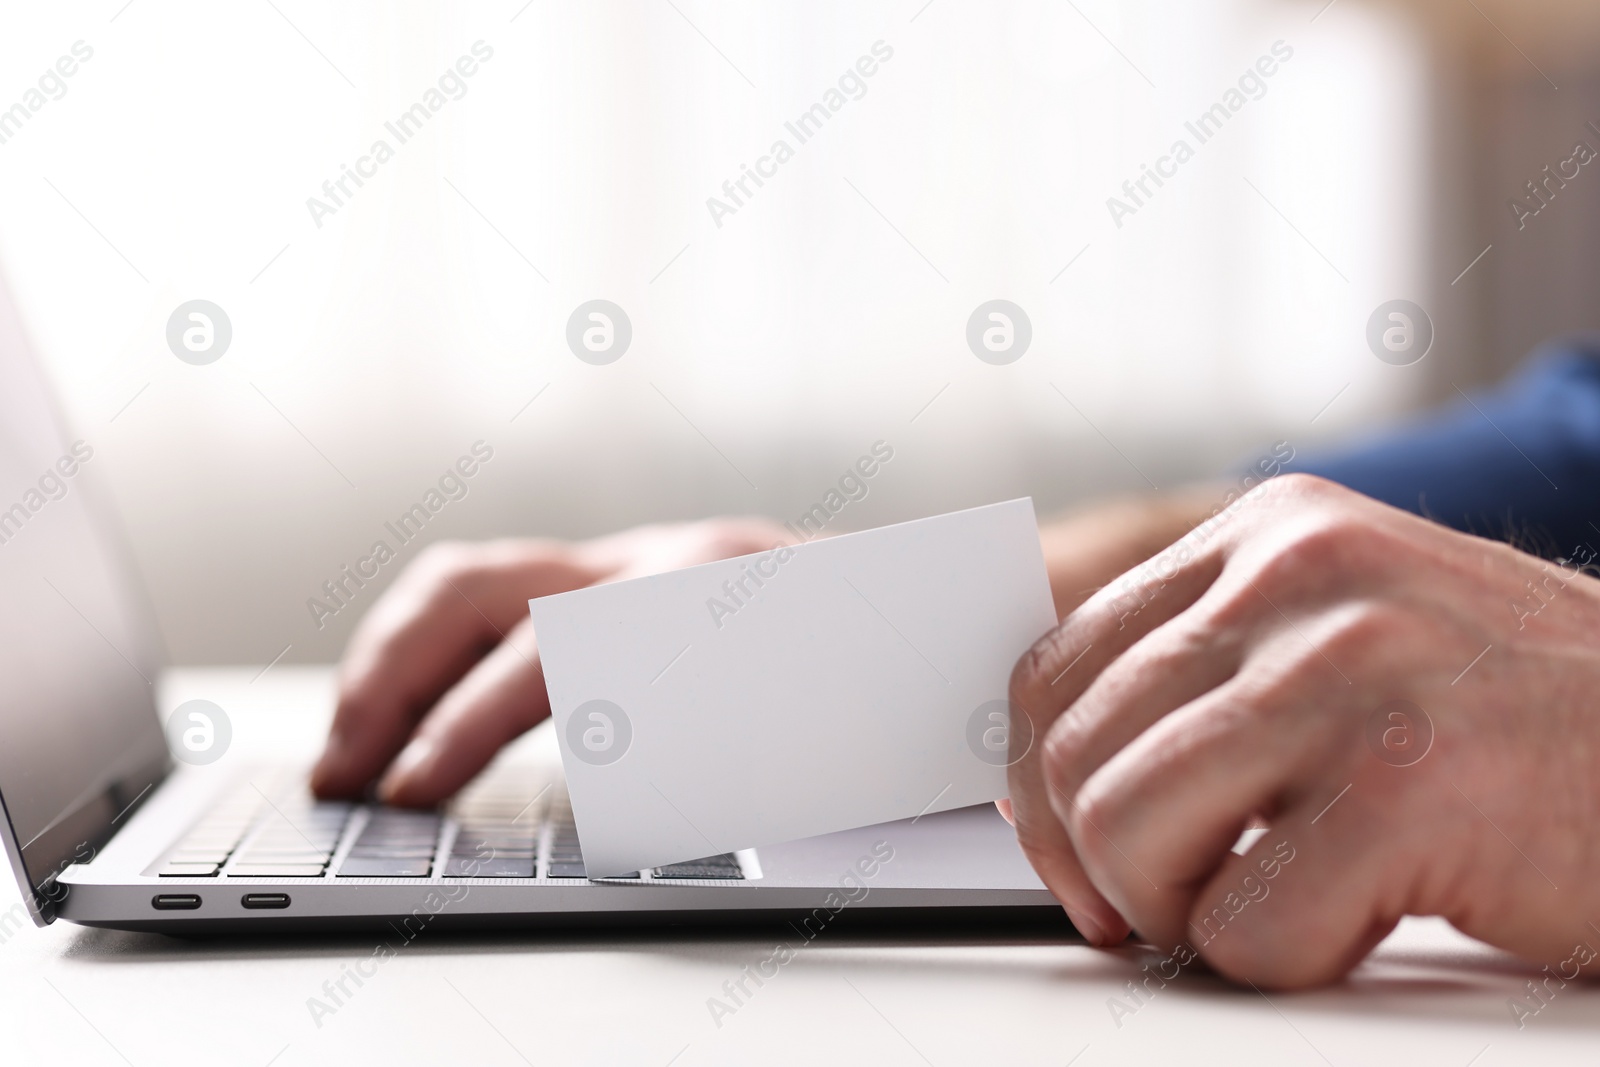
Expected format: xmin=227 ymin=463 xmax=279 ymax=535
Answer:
xmin=444 ymin=856 xmax=534 ymax=878
xmin=252 ymin=835 xmax=339 ymax=850
xmin=232 ymin=858 xmax=331 ymax=869
xmin=331 ymin=808 xmax=442 ymax=877
xmin=170 ymin=850 xmax=231 ymax=863
xmin=456 ymin=835 xmax=537 ymax=850
xmin=351 ymin=814 xmax=438 ymax=839
xmin=157 ymin=863 xmax=219 ymax=877
xmin=546 ymin=863 xmax=588 ymax=878
xmin=336 ymin=857 xmax=432 ymax=878
xmin=227 ymin=864 xmax=328 ymax=877
xmin=354 ymin=826 xmax=435 ymax=837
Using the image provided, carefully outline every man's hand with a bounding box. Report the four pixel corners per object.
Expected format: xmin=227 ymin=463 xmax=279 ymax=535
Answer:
xmin=1008 ymin=473 xmax=1600 ymax=987
xmin=310 ymin=519 xmax=790 ymax=806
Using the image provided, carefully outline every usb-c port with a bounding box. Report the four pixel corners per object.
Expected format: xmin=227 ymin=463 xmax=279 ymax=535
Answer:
xmin=151 ymin=894 xmax=202 ymax=910
xmin=241 ymin=893 xmax=291 ymax=909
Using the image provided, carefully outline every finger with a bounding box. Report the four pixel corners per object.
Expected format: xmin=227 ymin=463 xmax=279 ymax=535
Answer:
xmin=377 ymin=616 xmax=550 ymax=806
xmin=312 ymin=542 xmax=598 ymax=797
xmin=1034 ymin=563 xmax=1273 ymax=921
xmin=1042 ymin=585 xmax=1249 ymax=818
xmin=1063 ymin=649 xmax=1351 ymax=958
xmin=1007 ymin=539 xmax=1226 ymax=944
xmin=1035 ymin=609 xmax=1247 ymax=939
xmin=1182 ymin=789 xmax=1404 ymax=989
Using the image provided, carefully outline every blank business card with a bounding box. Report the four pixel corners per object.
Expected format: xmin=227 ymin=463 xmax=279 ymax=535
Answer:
xmin=527 ymin=498 xmax=1056 ymax=877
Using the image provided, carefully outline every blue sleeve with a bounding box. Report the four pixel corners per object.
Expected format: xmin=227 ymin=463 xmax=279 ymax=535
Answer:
xmin=1286 ymin=338 xmax=1600 ymax=559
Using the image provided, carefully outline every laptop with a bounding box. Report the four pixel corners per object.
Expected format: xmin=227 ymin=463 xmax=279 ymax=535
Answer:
xmin=0 ymin=274 xmax=1061 ymax=935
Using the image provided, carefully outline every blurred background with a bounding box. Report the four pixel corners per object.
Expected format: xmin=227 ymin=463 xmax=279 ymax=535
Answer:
xmin=0 ymin=0 xmax=1597 ymax=666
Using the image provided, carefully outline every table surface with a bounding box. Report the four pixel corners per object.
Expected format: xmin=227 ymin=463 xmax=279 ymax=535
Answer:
xmin=2 ymin=667 xmax=1596 ymax=1066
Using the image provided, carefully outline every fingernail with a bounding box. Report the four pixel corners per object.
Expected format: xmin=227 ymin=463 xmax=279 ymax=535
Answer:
xmin=378 ymin=737 xmax=435 ymax=802
xmin=1065 ymin=906 xmax=1106 ymax=945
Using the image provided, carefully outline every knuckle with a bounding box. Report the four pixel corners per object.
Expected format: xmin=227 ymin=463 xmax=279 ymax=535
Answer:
xmin=486 ymin=535 xmax=564 ymax=559
xmin=1039 ymin=727 xmax=1093 ymax=809
xmin=1011 ymin=815 xmax=1073 ymax=875
xmin=1010 ymin=623 xmax=1073 ymax=709
xmin=1249 ymin=515 xmax=1393 ymax=596
xmin=411 ymin=540 xmax=479 ymax=583
xmin=1010 ymin=640 xmax=1047 ymax=702
xmin=412 ymin=538 xmax=578 ymax=597
xmin=1317 ymin=600 xmax=1409 ymax=666
xmin=1039 ymin=718 xmax=1081 ymax=780
xmin=1129 ymin=623 xmax=1208 ymax=679
xmin=483 ymin=537 xmax=580 ymax=582
xmin=1267 ymin=522 xmax=1351 ymax=578
xmin=1258 ymin=471 xmax=1343 ymax=503
xmin=1061 ymin=778 xmax=1119 ymax=866
xmin=1039 ymin=728 xmax=1100 ymax=826
xmin=696 ymin=519 xmax=778 ymax=559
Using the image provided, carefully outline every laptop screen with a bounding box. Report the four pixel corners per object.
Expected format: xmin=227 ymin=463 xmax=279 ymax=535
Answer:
xmin=0 ymin=271 xmax=169 ymax=921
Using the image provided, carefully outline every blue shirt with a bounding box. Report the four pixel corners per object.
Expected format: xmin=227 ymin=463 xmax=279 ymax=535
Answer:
xmin=1289 ymin=337 xmax=1600 ymax=560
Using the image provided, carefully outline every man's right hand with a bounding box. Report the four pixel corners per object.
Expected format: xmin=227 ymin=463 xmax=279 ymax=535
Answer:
xmin=309 ymin=519 xmax=791 ymax=807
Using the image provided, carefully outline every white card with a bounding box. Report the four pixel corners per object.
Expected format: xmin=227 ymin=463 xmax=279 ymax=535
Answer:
xmin=527 ymin=498 xmax=1056 ymax=877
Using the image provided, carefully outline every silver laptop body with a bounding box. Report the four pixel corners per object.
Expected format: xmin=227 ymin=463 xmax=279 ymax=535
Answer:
xmin=0 ymin=273 xmax=1059 ymax=936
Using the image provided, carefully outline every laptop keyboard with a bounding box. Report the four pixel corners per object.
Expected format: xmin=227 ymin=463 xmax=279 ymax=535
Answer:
xmin=336 ymin=809 xmax=438 ymax=878
xmin=443 ymin=778 xmax=541 ymax=878
xmin=229 ymin=797 xmax=351 ymax=876
xmin=153 ymin=786 xmax=274 ymax=877
xmin=152 ymin=773 xmax=747 ymax=882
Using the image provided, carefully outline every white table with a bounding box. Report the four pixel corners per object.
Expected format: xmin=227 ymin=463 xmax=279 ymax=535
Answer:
xmin=1 ymin=667 xmax=1594 ymax=1065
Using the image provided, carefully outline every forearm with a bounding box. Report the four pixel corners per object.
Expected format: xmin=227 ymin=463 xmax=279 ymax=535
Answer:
xmin=1037 ymin=340 xmax=1600 ymax=621
xmin=1290 ymin=342 xmax=1600 ymax=559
